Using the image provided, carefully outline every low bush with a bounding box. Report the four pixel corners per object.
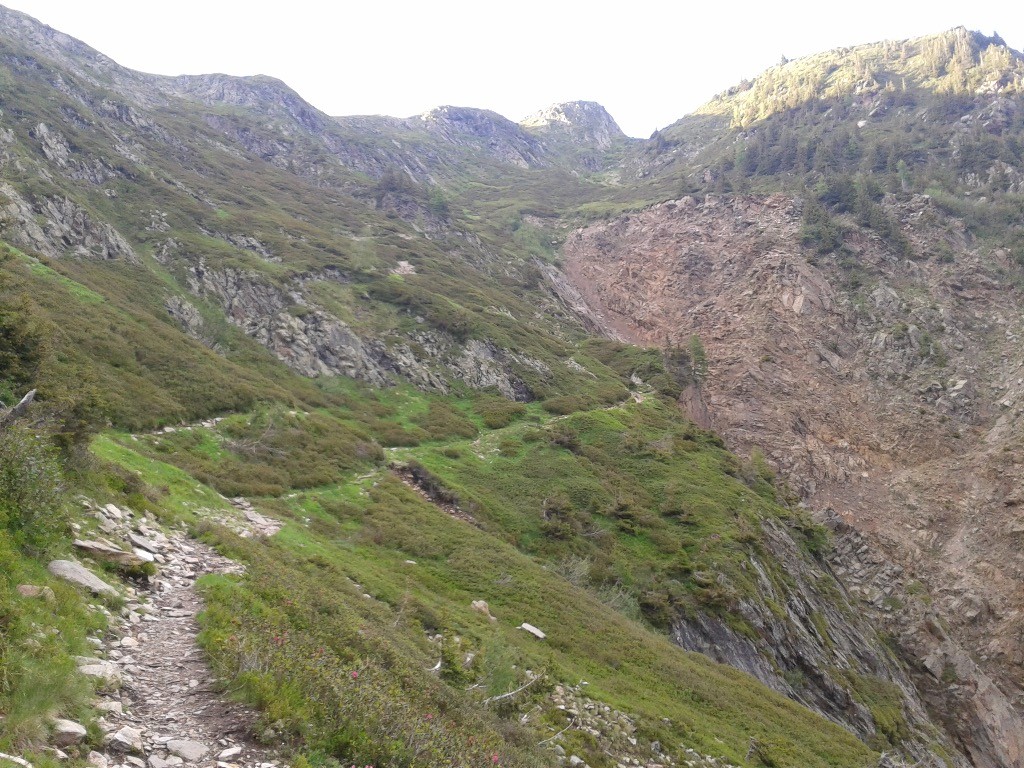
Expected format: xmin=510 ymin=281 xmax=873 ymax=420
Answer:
xmin=472 ymin=397 xmax=526 ymax=429
xmin=412 ymin=401 xmax=478 ymax=440
xmin=0 ymin=425 xmax=68 ymax=557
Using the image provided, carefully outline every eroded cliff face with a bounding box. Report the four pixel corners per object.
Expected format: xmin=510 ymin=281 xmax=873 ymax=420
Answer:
xmin=827 ymin=513 xmax=1024 ymax=768
xmin=180 ymin=261 xmax=539 ymax=400
xmin=670 ymin=516 xmax=954 ymax=763
xmin=560 ymin=193 xmax=1024 ymax=764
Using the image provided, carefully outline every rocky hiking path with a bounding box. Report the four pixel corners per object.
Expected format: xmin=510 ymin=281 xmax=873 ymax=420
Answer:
xmin=70 ymin=502 xmax=284 ymax=768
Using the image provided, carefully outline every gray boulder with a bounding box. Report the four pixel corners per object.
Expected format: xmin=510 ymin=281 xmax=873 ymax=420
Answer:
xmin=76 ymin=657 xmax=122 ymax=688
xmin=51 ymin=718 xmax=87 ymax=746
xmin=74 ymin=539 xmax=146 ymax=568
xmin=48 ymin=560 xmax=117 ymax=596
xmin=105 ymin=726 xmax=143 ymax=753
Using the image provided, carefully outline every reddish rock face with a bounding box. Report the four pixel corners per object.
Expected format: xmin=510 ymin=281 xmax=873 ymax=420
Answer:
xmin=562 ymin=193 xmax=1024 ymax=763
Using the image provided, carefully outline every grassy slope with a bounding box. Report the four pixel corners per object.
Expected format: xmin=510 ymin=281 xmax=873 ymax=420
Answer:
xmin=0 ymin=242 xmax=323 ymax=429
xmin=0 ymin=33 xmax=627 ymax=406
xmin=0 ymin=431 xmax=138 ymax=764
xmin=87 ymin=321 xmax=898 ymax=767
xmin=96 ymin=433 xmax=875 ymax=768
xmin=402 ymin=399 xmax=789 ymax=622
xmin=0 ymin=535 xmax=108 ymax=760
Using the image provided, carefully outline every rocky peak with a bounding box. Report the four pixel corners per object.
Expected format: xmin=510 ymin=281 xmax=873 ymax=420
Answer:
xmin=416 ymin=105 xmax=544 ymax=168
xmin=938 ymin=26 xmax=1019 ymax=56
xmin=0 ymin=5 xmax=109 ymax=70
xmin=521 ymin=100 xmax=628 ymax=148
xmin=420 ymin=105 xmax=527 ymax=139
xmin=156 ymin=73 xmax=329 ymax=134
xmin=0 ymin=4 xmax=163 ymax=107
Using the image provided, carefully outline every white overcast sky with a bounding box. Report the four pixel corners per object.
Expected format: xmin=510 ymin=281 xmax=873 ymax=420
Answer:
xmin=3 ymin=0 xmax=1021 ymax=137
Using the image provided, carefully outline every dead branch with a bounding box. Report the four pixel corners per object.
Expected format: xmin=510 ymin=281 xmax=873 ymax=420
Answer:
xmin=483 ymin=673 xmax=540 ymax=705
xmin=537 ymin=716 xmax=578 ymax=745
xmin=227 ymin=414 xmax=283 ymax=457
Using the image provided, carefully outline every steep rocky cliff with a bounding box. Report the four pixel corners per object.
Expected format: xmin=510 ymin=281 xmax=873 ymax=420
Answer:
xmin=669 ymin=514 xmax=952 ymax=763
xmin=559 ymin=191 xmax=1024 ymax=765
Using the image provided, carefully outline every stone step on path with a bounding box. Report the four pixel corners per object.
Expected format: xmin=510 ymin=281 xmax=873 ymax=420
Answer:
xmin=77 ymin=503 xmax=284 ymax=768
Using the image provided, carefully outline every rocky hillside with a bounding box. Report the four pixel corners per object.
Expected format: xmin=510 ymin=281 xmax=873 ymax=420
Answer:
xmin=2 ymin=7 xmax=1024 ymax=768
xmin=0 ymin=3 xmax=622 ymax=422
xmin=560 ymin=191 xmax=1024 ymax=766
xmin=553 ymin=27 xmax=1024 ymax=768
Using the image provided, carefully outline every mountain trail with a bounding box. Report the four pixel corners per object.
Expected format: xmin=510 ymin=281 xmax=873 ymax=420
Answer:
xmin=84 ymin=504 xmax=284 ymax=768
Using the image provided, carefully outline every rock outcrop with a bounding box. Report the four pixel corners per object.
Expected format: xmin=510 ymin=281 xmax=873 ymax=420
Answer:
xmin=184 ymin=262 xmax=391 ymax=383
xmin=163 ymin=296 xmax=212 ymax=347
xmin=0 ymin=184 xmax=138 ymax=262
xmin=543 ymin=683 xmax=734 ymax=768
xmin=671 ymin=516 xmax=954 ymax=762
xmin=182 ymin=261 xmax=539 ymax=398
xmin=522 ymin=101 xmax=630 ymax=149
xmin=827 ymin=513 xmax=1024 ymax=768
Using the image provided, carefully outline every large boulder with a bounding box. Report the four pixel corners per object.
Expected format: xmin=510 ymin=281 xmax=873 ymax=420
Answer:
xmin=73 ymin=539 xmax=146 ymax=568
xmin=48 ymin=560 xmax=117 ymax=596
